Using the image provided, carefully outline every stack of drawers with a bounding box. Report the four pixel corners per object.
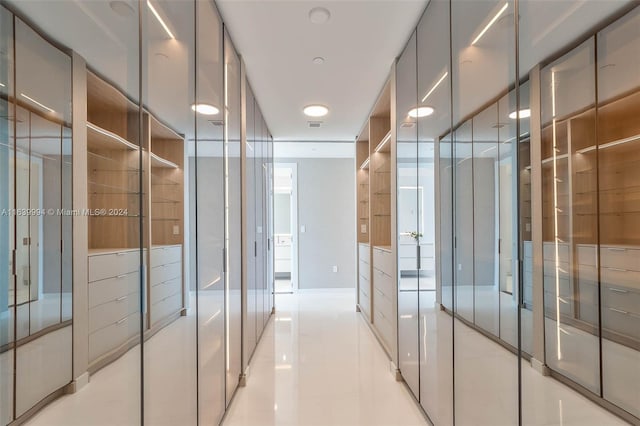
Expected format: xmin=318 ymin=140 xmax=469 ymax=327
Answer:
xmin=542 ymin=242 xmax=573 ymax=317
xmin=523 ymin=241 xmax=533 ymax=308
xmin=373 ymin=247 xmax=394 ymax=348
xmin=150 ymin=245 xmax=183 ymax=327
xmin=576 ymin=244 xmax=599 ymax=325
xmin=398 ymin=243 xmax=435 ymax=274
xmin=88 ymin=249 xmax=141 ymax=364
xmin=358 ymin=243 xmax=371 ymax=319
xmin=600 ymin=245 xmax=640 ymax=341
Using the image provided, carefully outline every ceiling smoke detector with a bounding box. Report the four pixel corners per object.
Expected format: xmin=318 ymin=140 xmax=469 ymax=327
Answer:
xmin=110 ymin=1 xmax=135 ymax=17
xmin=309 ymin=7 xmax=331 ymax=24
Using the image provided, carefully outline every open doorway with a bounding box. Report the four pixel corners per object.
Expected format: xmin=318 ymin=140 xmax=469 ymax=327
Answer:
xmin=274 ymin=164 xmax=298 ymax=293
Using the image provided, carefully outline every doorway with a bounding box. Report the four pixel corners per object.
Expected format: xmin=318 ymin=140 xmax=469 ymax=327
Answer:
xmin=274 ymin=164 xmax=298 ymax=293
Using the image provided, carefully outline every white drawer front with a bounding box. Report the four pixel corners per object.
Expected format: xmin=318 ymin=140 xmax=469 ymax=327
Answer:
xmin=359 ymin=275 xmax=370 ymax=297
xmin=374 ymin=287 xmax=393 ymax=322
xmin=150 ymin=261 xmax=182 ymax=286
xmin=523 ymin=256 xmax=533 ymax=273
xmin=89 ymin=272 xmax=139 ymax=309
xmin=359 ymin=260 xmax=370 ymax=280
xmin=89 ymin=312 xmax=139 ymax=362
xmin=398 ymin=244 xmax=417 ymax=258
xmin=89 ymin=250 xmax=139 ymax=282
xmin=577 ymin=244 xmax=597 ymax=266
xmin=420 ymin=258 xmax=435 ymax=271
xmin=151 ymin=278 xmax=182 ymax=305
xmin=374 ymin=310 xmax=393 ymax=348
xmin=151 ymin=292 xmax=182 ymax=326
xmin=600 ymin=246 xmax=640 ymax=272
xmin=601 ymin=267 xmax=640 ymax=291
xmin=373 ymin=248 xmax=393 ymax=276
xmin=577 ymin=264 xmax=598 ymax=283
xmin=358 ymin=244 xmax=370 ymax=264
xmin=89 ymin=292 xmax=140 ymax=334
xmin=399 ymin=257 xmax=416 ymax=272
xmin=359 ymin=290 xmax=370 ymax=317
xmin=543 ymin=275 xmax=572 ymax=298
xmin=543 ymin=260 xmax=570 ymax=279
xmin=373 ymin=268 xmax=394 ymax=299
xmin=151 ymin=245 xmax=182 ymax=267
xmin=543 ymin=242 xmax=569 ymax=263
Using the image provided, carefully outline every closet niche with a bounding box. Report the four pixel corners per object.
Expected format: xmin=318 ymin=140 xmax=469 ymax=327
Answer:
xmin=86 ymin=71 xmax=185 ymax=372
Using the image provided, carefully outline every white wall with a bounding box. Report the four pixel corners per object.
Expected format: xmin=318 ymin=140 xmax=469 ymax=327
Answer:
xmin=277 ymin=157 xmax=355 ymax=289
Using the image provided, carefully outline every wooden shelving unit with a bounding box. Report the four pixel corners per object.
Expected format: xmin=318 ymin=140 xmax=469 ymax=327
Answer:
xmin=149 ymin=114 xmax=184 ymax=247
xmin=86 ymin=71 xmax=142 ymax=250
xmin=354 ymin=77 xmax=396 ymax=357
xmin=85 ymin=72 xmax=186 ymax=371
xmin=540 ymin=82 xmax=640 ymax=349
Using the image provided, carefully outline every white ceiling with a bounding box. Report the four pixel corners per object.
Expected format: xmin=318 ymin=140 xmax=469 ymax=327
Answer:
xmin=5 ymin=0 xmax=636 ymax=161
xmin=216 ymin=0 xmax=428 ymax=142
xmin=275 ymin=141 xmax=354 ymax=158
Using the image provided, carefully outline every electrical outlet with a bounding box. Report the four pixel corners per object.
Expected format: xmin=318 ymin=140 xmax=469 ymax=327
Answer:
xmin=173 ymin=225 xmax=180 ymax=235
xmin=332 ymin=265 xmax=338 ymax=273
xmin=458 ymin=263 xmax=462 ymax=271
xmin=301 ymin=225 xmax=306 ymax=233
xmin=360 ymin=224 xmax=367 ymax=234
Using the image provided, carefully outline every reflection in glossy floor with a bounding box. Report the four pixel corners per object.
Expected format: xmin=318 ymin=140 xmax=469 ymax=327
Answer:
xmin=223 ymin=289 xmax=427 ymax=426
xmin=18 ymin=289 xmax=633 ymax=425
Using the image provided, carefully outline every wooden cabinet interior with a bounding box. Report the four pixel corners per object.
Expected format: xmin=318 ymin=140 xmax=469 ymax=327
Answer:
xmin=356 ymin=123 xmax=370 ymax=244
xmin=541 ymin=83 xmax=640 ymax=348
xmin=87 ymin=71 xmax=141 ymax=250
xmin=86 ymin=71 xmax=185 ymax=362
xmin=369 ymin=80 xmax=392 ymax=249
xmin=148 ymin=114 xmax=184 ymax=247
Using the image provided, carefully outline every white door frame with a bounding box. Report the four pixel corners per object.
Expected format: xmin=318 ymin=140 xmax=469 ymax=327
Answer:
xmin=275 ymin=163 xmax=298 ymax=291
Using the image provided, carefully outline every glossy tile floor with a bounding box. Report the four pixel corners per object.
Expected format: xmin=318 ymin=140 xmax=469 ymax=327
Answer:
xmin=17 ymin=289 xmax=634 ymax=426
xmin=223 ymin=289 xmax=428 ymax=426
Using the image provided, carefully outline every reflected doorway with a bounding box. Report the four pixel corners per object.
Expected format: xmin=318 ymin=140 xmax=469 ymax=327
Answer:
xmin=274 ymin=164 xmax=298 ymax=293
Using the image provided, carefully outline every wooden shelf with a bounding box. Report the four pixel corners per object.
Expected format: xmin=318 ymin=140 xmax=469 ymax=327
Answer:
xmin=359 ymin=156 xmax=370 ymax=170
xmin=150 ymin=153 xmax=178 ymax=169
xmin=87 ymin=122 xmax=138 ymax=151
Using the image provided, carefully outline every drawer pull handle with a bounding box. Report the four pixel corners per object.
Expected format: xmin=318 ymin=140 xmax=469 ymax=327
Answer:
xmin=116 ymin=296 xmax=128 ymax=302
xmin=116 ymin=317 xmax=128 ymax=325
xmin=116 ymin=252 xmax=127 ymax=256
xmin=116 ymin=274 xmax=127 ymax=279
xmin=607 ymin=267 xmax=628 ymax=273
xmin=609 ymin=288 xmax=628 ymax=294
xmin=609 ymin=308 xmax=628 ymax=315
xmin=608 ymin=248 xmax=627 ymax=252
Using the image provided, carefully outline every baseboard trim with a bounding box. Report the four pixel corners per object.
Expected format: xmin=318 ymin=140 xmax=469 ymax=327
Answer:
xmin=69 ymin=372 xmax=90 ymax=393
xmin=530 ymin=357 xmax=550 ymax=376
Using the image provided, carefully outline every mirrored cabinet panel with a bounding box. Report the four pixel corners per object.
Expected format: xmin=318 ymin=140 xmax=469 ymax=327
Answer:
xmin=0 ymin=1 xmax=274 ymax=424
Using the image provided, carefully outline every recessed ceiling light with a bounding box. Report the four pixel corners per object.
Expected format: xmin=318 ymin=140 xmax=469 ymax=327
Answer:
xmin=312 ymin=56 xmax=325 ymax=65
xmin=192 ymin=103 xmax=219 ymax=115
xmin=303 ymin=105 xmax=329 ymax=117
xmin=309 ymin=7 xmax=331 ymax=24
xmin=110 ymin=1 xmax=134 ymax=17
xmin=509 ymin=108 xmax=531 ymax=119
xmin=408 ymin=107 xmax=434 ymax=118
